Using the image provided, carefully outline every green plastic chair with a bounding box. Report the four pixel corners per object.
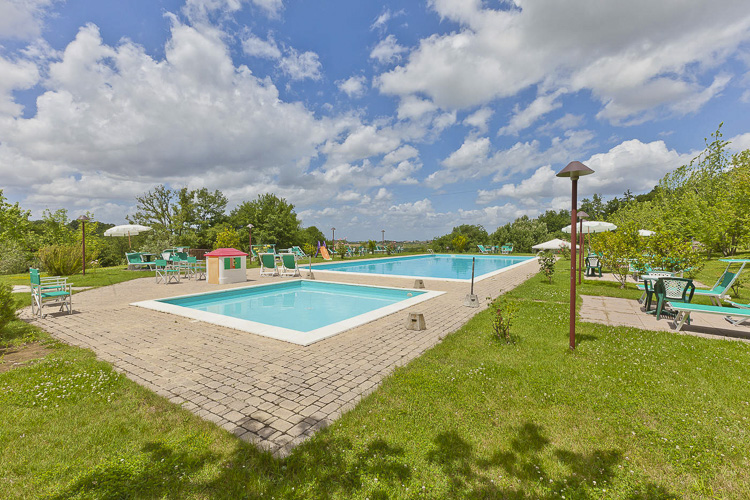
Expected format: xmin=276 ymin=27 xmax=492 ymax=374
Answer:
xmin=153 ymin=259 xmax=180 ymax=284
xmin=654 ymin=277 xmax=695 ymax=321
xmin=585 ymin=255 xmax=602 ymax=277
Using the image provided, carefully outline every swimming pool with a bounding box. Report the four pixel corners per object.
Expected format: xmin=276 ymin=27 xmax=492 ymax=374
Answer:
xmin=311 ymin=254 xmax=534 ymax=281
xmin=132 ymin=280 xmax=443 ymax=346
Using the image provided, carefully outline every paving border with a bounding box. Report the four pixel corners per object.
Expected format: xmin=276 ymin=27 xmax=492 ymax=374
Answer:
xmin=21 ymin=258 xmax=539 ymax=456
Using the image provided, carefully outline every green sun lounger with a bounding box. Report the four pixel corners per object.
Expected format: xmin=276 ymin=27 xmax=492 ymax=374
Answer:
xmin=668 ymin=301 xmax=750 ymax=331
xmin=280 ymin=253 xmax=300 ymax=277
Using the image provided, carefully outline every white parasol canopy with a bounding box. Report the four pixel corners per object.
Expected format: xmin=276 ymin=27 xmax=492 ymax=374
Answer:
xmin=532 ymin=238 xmax=577 ymax=251
xmin=638 ymin=229 xmax=655 ymax=237
xmin=562 ymin=221 xmax=617 ymax=234
xmin=104 ymin=224 xmax=152 ymax=249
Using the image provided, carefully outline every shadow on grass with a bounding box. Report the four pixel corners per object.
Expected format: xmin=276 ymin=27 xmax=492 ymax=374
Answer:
xmin=47 ymin=422 xmax=677 ymax=499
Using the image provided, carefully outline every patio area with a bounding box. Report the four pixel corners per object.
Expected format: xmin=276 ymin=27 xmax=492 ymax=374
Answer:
xmin=21 ymin=259 xmax=539 ymax=456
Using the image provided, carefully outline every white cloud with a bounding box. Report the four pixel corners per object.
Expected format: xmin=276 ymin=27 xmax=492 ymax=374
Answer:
xmin=0 ymin=21 xmax=334 ymax=212
xmin=0 ymin=0 xmax=54 ymax=40
xmin=370 ymin=35 xmax=407 ymax=64
xmin=183 ymin=0 xmax=283 ymax=21
xmin=728 ymin=132 xmax=750 ymax=152
xmin=0 ymin=55 xmax=40 ymax=117
xmin=241 ymin=32 xmax=281 ymax=59
xmin=498 ymin=89 xmax=566 ymax=136
xmin=477 ymin=138 xmax=692 ymax=205
xmin=383 ymin=145 xmax=418 ymax=165
xmin=377 ymin=0 xmax=750 ymax=122
xmin=537 ymin=113 xmax=584 ymax=134
xmin=428 ymin=130 xmax=595 ymax=189
xmin=321 ymin=125 xmax=402 ymax=164
xmin=463 ymin=107 xmax=493 ymax=133
xmin=337 ymin=75 xmax=367 ymax=98
xmin=397 ymin=95 xmax=437 ymax=120
xmin=278 ymin=47 xmax=322 ymax=80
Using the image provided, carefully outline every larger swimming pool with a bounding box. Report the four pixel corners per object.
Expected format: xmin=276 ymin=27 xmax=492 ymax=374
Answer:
xmin=312 ymin=254 xmax=533 ymax=281
xmin=132 ymin=280 xmax=443 ymax=346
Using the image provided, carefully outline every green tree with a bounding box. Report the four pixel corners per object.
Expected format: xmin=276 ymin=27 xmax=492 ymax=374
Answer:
xmin=129 ymin=184 xmax=175 ymax=235
xmin=230 ymin=194 xmax=301 ymax=250
xmin=451 ymin=234 xmax=469 ymax=253
xmin=432 ymin=224 xmax=489 ymax=253
xmin=536 ymin=209 xmax=571 ymax=235
xmin=592 ymin=222 xmax=641 ymax=288
xmin=491 ymin=216 xmax=549 ymax=253
xmin=40 ymin=209 xmax=75 ymax=246
xmin=0 ymin=189 xmax=34 ymax=247
xmin=214 ymin=225 xmax=241 ymax=249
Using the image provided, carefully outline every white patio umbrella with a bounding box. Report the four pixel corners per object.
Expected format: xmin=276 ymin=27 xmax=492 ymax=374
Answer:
xmin=104 ymin=224 xmax=152 ymax=249
xmin=638 ymin=229 xmax=655 ymax=237
xmin=561 ymin=221 xmax=617 ymax=234
xmin=532 ymin=238 xmax=577 ymax=251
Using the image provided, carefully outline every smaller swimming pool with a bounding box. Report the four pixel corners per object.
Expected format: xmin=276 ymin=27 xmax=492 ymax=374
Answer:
xmin=132 ymin=280 xmax=443 ymax=346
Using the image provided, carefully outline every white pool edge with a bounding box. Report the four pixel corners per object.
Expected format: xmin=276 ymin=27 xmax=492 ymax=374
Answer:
xmin=308 ymin=253 xmax=536 ymax=283
xmin=131 ymin=279 xmax=444 ymax=346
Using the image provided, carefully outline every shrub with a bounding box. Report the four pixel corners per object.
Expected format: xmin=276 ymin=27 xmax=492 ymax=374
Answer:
xmin=303 ymin=243 xmax=315 ymax=257
xmin=537 ymin=251 xmax=556 ymax=283
xmin=491 ymin=296 xmax=519 ymax=343
xmin=559 ymin=246 xmax=571 ymax=260
xmin=452 ymin=235 xmax=468 ymax=253
xmin=0 ymin=239 xmax=31 ymax=275
xmin=38 ymin=244 xmax=82 ymax=276
xmin=214 ymin=226 xmax=241 ymax=250
xmin=0 ymin=282 xmax=18 ymax=331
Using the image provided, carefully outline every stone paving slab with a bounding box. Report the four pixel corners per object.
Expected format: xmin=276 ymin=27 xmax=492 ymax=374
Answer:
xmin=580 ymin=294 xmax=750 ymax=342
xmin=20 ymin=258 xmax=539 ymax=456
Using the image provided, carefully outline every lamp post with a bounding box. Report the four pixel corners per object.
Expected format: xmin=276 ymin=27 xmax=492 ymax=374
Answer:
xmin=577 ymin=211 xmax=589 ymax=285
xmin=381 ymin=229 xmax=385 ymax=245
xmin=331 ymin=227 xmax=336 ymax=249
xmin=77 ymin=215 xmax=90 ymax=276
xmin=556 ymin=161 xmax=594 ymax=350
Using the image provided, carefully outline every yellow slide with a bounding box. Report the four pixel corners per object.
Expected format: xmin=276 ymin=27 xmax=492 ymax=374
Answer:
xmin=319 ymin=246 xmax=332 ymax=261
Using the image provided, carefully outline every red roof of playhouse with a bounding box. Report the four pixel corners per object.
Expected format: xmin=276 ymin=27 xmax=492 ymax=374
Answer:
xmin=204 ymin=248 xmax=248 ymax=257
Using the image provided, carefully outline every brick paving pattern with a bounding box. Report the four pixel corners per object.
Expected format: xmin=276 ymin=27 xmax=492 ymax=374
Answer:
xmin=22 ymin=259 xmax=539 ymax=456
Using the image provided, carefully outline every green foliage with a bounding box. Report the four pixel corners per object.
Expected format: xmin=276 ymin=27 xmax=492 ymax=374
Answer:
xmin=299 ymin=226 xmax=326 ymax=249
xmin=451 ymin=234 xmax=469 ymax=253
xmin=536 ymin=209 xmax=570 ymax=236
xmin=0 ymin=282 xmax=18 ymax=332
xmin=367 ymin=240 xmax=377 ymax=253
xmin=213 ymin=225 xmax=241 ymax=250
xmin=336 ymin=242 xmax=347 ymax=259
xmin=490 ymin=216 xmax=549 ymax=253
xmin=230 ymin=194 xmax=301 ymax=250
xmin=592 ymin=222 xmax=640 ymax=288
xmin=0 ymin=189 xmax=34 ymax=249
xmin=0 ymin=239 xmax=31 ymax=275
xmin=537 ymin=251 xmax=556 ymax=283
xmin=490 ymin=296 xmax=519 ymax=343
xmin=302 ymin=243 xmax=315 ymax=256
xmin=433 ymin=224 xmax=489 ymax=252
xmin=38 ymin=244 xmax=83 ymax=276
xmin=40 ymin=208 xmax=76 ymax=246
xmin=643 ymin=231 xmax=705 ymax=276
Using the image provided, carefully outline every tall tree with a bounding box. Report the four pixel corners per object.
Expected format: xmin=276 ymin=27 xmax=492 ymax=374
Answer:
xmin=128 ymin=184 xmax=174 ymax=234
xmin=230 ymin=194 xmax=301 ymax=250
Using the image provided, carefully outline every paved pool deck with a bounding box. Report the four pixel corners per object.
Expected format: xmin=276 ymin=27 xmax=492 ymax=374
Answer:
xmin=21 ymin=259 xmax=539 ymax=456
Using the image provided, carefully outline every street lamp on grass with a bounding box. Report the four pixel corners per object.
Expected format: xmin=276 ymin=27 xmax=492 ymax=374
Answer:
xmin=556 ymin=161 xmax=594 ymax=350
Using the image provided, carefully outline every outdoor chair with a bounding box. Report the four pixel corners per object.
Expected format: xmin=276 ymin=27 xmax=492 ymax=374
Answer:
xmin=259 ymin=253 xmax=279 ymax=276
xmin=280 ymin=253 xmax=300 ymax=277
xmin=637 ymin=271 xmax=674 ymax=309
xmin=154 ymin=259 xmax=180 ymax=284
xmin=653 ymin=277 xmax=695 ymax=321
xmin=668 ymin=300 xmax=750 ymax=331
xmin=290 ymin=246 xmax=307 ymax=258
xmin=477 ymin=244 xmax=489 ymax=254
xmin=30 ymin=268 xmax=72 ymax=317
xmin=125 ymin=252 xmax=152 ymax=270
xmin=692 ymin=270 xmax=739 ymax=306
xmin=501 ymin=245 xmax=513 ymax=255
xmin=585 ymin=255 xmax=602 ymax=277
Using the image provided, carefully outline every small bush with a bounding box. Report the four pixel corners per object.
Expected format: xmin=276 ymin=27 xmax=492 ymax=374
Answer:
xmin=38 ymin=245 xmax=82 ymax=276
xmin=0 ymin=239 xmax=31 ymax=275
xmin=537 ymin=251 xmax=556 ymax=283
xmin=491 ymin=296 xmax=519 ymax=343
xmin=0 ymin=282 xmax=18 ymax=331
xmin=559 ymin=246 xmax=571 ymax=260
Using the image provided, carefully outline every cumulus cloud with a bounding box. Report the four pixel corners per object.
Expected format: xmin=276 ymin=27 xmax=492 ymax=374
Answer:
xmin=427 ymin=130 xmax=595 ymax=189
xmin=278 ymin=47 xmax=322 ymax=80
xmin=498 ymin=89 xmax=566 ymax=136
xmin=0 ymin=0 xmax=55 ymax=40
xmin=241 ymin=32 xmax=281 ymax=59
xmin=337 ymin=75 xmax=367 ymax=98
xmin=0 ymin=55 xmax=40 ymax=116
xmin=729 ymin=132 xmax=750 ymax=152
xmin=370 ymin=35 xmax=407 ymax=64
xmin=183 ymin=0 xmax=283 ymax=21
xmin=477 ymin=138 xmax=692 ymax=205
xmin=463 ymin=107 xmax=493 ymax=133
xmin=377 ymin=0 xmax=750 ymax=122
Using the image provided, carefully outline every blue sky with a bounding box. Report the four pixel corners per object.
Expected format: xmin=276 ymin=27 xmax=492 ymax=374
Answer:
xmin=1 ymin=0 xmax=749 ymax=241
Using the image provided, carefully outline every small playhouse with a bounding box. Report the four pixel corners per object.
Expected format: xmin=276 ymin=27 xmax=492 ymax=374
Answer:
xmin=205 ymin=248 xmax=248 ymax=284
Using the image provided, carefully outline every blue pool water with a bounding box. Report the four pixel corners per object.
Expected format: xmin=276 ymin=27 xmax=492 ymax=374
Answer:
xmin=313 ymin=254 xmax=532 ymax=280
xmin=157 ymin=280 xmax=425 ymax=333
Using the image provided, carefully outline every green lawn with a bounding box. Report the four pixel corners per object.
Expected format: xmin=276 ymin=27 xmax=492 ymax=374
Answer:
xmin=2 ymin=259 xmax=750 ymax=498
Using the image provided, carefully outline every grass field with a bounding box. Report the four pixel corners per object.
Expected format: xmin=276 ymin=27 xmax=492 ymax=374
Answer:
xmin=1 ymin=258 xmax=749 ymax=498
